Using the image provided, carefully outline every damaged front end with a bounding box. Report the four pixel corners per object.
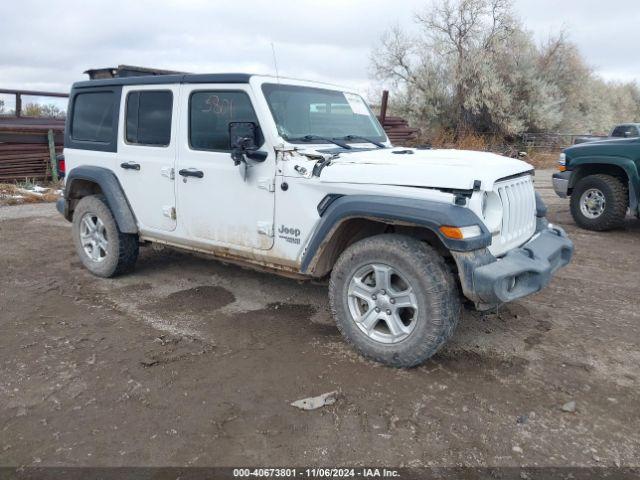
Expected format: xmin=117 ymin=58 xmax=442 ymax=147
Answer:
xmin=451 ymin=217 xmax=574 ymax=310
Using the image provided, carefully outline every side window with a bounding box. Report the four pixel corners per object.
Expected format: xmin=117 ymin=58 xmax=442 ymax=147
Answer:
xmin=189 ymin=91 xmax=260 ymax=151
xmin=611 ymin=126 xmax=625 ymax=137
xmin=71 ymin=92 xmax=115 ymax=142
xmin=126 ymin=90 xmax=173 ymax=146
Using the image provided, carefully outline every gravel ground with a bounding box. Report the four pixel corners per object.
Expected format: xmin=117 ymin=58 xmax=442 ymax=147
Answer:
xmin=0 ymin=170 xmax=639 ymax=468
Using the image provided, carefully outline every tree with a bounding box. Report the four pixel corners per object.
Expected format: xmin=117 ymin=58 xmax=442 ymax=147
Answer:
xmin=21 ymin=102 xmax=66 ymax=119
xmin=373 ymin=0 xmax=535 ymax=135
xmin=372 ymin=0 xmax=640 ymax=137
xmin=416 ymin=0 xmax=517 ymax=130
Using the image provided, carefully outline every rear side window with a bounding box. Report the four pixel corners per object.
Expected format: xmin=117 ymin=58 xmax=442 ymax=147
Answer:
xmin=189 ymin=91 xmax=260 ymax=151
xmin=126 ymin=91 xmax=173 ymax=146
xmin=71 ymin=92 xmax=115 ymax=142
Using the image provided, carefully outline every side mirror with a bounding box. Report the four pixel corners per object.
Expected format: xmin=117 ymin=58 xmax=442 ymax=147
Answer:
xmin=229 ymin=122 xmax=265 ymax=165
xmin=228 ymin=122 xmax=267 ymax=180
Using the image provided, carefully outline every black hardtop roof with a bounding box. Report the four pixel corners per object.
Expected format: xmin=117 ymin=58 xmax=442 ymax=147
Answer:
xmin=72 ymin=73 xmax=254 ymax=89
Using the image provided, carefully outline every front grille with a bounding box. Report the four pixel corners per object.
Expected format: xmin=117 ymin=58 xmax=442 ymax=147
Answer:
xmin=492 ymin=174 xmax=536 ymax=254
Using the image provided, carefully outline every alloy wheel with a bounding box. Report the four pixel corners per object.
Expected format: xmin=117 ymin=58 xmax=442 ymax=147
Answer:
xmin=579 ymin=188 xmax=606 ymax=219
xmin=79 ymin=212 xmax=109 ymax=262
xmin=347 ymin=263 xmax=419 ymax=344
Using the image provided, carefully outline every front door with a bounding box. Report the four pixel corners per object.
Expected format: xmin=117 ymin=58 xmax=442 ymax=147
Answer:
xmin=175 ymin=85 xmax=275 ymax=251
xmin=116 ymin=85 xmax=179 ymax=232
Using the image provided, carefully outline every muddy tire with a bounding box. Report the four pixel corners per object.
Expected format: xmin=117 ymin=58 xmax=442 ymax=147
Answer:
xmin=570 ymin=174 xmax=628 ymax=231
xmin=72 ymin=195 xmax=139 ymax=277
xmin=329 ymin=234 xmax=461 ymax=368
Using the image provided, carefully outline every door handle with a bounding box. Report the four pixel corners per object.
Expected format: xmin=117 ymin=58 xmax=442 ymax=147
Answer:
xmin=178 ymin=168 xmax=204 ymax=179
xmin=120 ymin=162 xmax=140 ymax=171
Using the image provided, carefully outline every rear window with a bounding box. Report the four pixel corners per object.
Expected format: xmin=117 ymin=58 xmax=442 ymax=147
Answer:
xmin=611 ymin=126 xmax=626 ymax=137
xmin=126 ymin=90 xmax=173 ymax=146
xmin=611 ymin=125 xmax=639 ymax=138
xmin=71 ymin=92 xmax=115 ymax=143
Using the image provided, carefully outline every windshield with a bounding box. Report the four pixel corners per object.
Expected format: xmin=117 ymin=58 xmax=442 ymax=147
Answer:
xmin=261 ymin=83 xmax=387 ymax=145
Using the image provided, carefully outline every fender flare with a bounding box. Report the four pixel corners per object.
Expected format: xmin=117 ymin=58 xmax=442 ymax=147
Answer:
xmin=63 ymin=166 xmax=138 ymax=233
xmin=300 ymin=194 xmax=491 ymax=274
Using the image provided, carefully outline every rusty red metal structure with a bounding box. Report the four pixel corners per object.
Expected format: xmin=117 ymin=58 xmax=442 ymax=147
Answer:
xmin=377 ymin=90 xmax=419 ymax=146
xmin=0 ymin=89 xmax=67 ymax=182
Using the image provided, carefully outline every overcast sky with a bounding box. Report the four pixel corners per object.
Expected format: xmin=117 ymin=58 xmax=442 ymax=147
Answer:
xmin=1 ymin=0 xmax=639 ymax=103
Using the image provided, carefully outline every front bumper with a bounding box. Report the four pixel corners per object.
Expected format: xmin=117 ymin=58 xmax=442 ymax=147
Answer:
xmin=552 ymin=171 xmax=571 ymax=198
xmin=453 ymin=220 xmax=574 ymax=306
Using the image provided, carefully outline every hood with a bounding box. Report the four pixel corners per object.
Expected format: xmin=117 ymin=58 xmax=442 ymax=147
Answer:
xmin=316 ymin=148 xmax=532 ymax=191
xmin=566 ymin=136 xmax=639 ymax=152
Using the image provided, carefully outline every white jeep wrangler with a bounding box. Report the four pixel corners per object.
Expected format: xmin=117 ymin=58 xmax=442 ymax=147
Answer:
xmin=57 ymin=72 xmax=574 ymax=367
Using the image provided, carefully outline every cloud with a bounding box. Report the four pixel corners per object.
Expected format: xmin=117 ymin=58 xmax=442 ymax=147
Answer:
xmin=515 ymin=0 xmax=640 ymax=81
xmin=0 ymin=0 xmax=637 ymax=98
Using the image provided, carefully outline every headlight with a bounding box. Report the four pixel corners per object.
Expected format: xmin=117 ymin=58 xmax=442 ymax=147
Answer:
xmin=439 ymin=225 xmax=482 ymax=240
xmin=558 ymin=153 xmax=566 ymax=171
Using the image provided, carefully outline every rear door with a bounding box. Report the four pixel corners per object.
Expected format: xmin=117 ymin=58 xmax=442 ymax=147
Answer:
xmin=116 ymin=85 xmax=179 ymax=232
xmin=175 ymin=84 xmax=275 ymax=250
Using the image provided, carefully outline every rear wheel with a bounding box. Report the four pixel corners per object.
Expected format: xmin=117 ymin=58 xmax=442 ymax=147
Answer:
xmin=329 ymin=234 xmax=461 ymax=368
xmin=72 ymin=195 xmax=139 ymax=277
xmin=570 ymin=174 xmax=628 ymax=231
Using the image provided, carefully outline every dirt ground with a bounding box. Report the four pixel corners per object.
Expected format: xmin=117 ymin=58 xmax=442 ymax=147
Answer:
xmin=1 ymin=170 xmax=639 ymax=468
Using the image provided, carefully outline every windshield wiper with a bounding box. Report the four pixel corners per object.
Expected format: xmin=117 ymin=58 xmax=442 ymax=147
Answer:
xmin=288 ymin=134 xmax=352 ymax=150
xmin=340 ymin=135 xmax=386 ymax=148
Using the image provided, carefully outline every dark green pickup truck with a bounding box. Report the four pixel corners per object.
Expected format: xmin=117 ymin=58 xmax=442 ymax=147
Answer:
xmin=553 ymin=138 xmax=639 ymax=230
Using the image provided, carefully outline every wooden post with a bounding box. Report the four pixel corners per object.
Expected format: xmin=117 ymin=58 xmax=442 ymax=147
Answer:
xmin=15 ymin=93 xmax=22 ymax=117
xmin=380 ymin=90 xmax=389 ymax=124
xmin=47 ymin=129 xmax=59 ymax=182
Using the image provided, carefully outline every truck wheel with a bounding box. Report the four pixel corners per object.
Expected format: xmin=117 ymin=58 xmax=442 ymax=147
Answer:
xmin=72 ymin=195 xmax=139 ymax=277
xmin=570 ymin=174 xmax=628 ymax=231
xmin=329 ymin=234 xmax=461 ymax=368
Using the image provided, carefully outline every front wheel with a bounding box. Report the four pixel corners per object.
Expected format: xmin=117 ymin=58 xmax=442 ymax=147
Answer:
xmin=329 ymin=234 xmax=461 ymax=368
xmin=569 ymin=174 xmax=628 ymax=231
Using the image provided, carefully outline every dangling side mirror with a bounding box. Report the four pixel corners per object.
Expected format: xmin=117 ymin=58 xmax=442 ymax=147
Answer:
xmin=228 ymin=122 xmax=267 ymax=180
xmin=229 ymin=122 xmax=267 ymax=164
